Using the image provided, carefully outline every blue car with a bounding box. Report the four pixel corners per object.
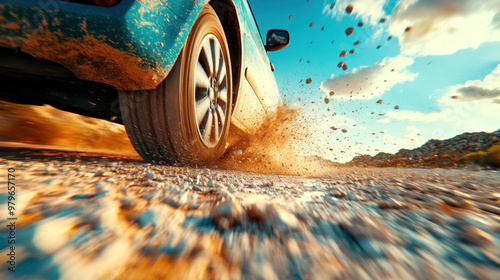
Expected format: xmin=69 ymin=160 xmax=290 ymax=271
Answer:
xmin=0 ymin=0 xmax=289 ymax=164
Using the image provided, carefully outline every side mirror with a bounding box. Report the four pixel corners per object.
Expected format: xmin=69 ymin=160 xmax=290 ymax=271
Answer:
xmin=265 ymin=29 xmax=289 ymax=52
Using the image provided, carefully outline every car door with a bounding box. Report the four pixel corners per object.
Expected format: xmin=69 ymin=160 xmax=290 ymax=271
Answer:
xmin=231 ymin=0 xmax=280 ymax=132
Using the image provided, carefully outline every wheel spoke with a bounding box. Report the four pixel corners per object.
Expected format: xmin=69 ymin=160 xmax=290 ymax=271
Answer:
xmin=202 ymin=112 xmax=213 ymax=143
xmin=213 ymin=109 xmax=219 ymax=140
xmin=202 ymin=39 xmax=214 ymax=76
xmin=213 ymin=42 xmax=220 ymax=79
xmin=217 ymin=88 xmax=227 ymax=104
xmin=196 ymin=97 xmax=210 ymax=126
xmin=216 ymin=105 xmax=225 ymax=128
xmin=217 ymin=61 xmax=226 ymax=86
xmin=195 ymin=61 xmax=210 ymax=89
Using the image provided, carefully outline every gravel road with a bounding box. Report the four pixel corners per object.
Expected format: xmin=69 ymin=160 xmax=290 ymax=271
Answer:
xmin=0 ymin=147 xmax=499 ymax=280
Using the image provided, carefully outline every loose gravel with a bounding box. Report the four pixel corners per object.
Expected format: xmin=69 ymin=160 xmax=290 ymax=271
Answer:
xmin=0 ymin=150 xmax=499 ymax=279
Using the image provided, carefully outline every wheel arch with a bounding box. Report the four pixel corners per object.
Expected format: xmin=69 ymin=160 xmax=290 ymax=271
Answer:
xmin=210 ymin=0 xmax=242 ymax=112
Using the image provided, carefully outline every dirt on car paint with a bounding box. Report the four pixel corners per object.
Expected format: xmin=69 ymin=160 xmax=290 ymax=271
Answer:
xmin=0 ymin=10 xmax=167 ymax=91
xmin=19 ymin=31 xmax=165 ymax=91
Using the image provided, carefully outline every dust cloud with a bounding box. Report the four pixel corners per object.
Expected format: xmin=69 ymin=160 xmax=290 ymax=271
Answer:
xmin=216 ymin=105 xmax=338 ymax=176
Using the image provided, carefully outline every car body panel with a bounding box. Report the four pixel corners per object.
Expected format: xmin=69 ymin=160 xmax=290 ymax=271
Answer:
xmin=230 ymin=0 xmax=279 ymax=132
xmin=0 ymin=0 xmax=281 ymax=133
xmin=0 ymin=0 xmax=209 ymax=90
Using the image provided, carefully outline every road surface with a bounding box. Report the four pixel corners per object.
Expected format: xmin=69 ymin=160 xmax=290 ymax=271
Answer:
xmin=0 ymin=147 xmax=499 ymax=279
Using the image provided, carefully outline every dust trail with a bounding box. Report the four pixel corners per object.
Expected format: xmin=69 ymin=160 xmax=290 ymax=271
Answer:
xmin=0 ymin=102 xmax=338 ymax=175
xmin=216 ymin=105 xmax=339 ymax=176
xmin=0 ymin=101 xmax=139 ymax=157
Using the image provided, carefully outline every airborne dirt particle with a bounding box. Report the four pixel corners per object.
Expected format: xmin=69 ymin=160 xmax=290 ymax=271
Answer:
xmin=324 ymin=98 xmax=330 ymax=104
xmin=342 ymin=129 xmax=348 ymax=133
xmin=354 ymin=41 xmax=360 ymax=45
xmin=306 ymin=78 xmax=312 ymax=84
xmin=377 ymin=99 xmax=383 ymax=104
xmin=321 ymin=26 xmax=325 ymax=31
xmin=331 ymin=126 xmax=338 ymax=131
xmin=330 ymin=3 xmax=335 ymax=9
xmin=394 ymin=105 xmax=400 ymax=110
xmin=377 ymin=45 xmax=382 ymax=49
xmin=349 ymin=49 xmax=355 ymax=54
xmin=380 ymin=18 xmax=386 ymax=23
xmin=342 ymin=64 xmax=348 ymax=71
xmin=345 ymin=27 xmax=354 ymax=36
xmin=337 ymin=62 xmax=344 ymax=68
xmin=405 ymin=26 xmax=412 ymax=32
xmin=339 ymin=50 xmax=348 ymax=58
xmin=346 ymin=4 xmax=354 ymax=14
xmin=309 ymin=22 xmax=315 ymax=28
xmin=289 ymin=15 xmax=292 ymax=20
xmin=329 ymin=91 xmax=335 ymax=96
xmin=388 ymin=36 xmax=393 ymax=40
xmin=358 ymin=22 xmax=364 ymax=27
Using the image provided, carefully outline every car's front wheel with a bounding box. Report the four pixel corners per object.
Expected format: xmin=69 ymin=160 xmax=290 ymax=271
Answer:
xmin=119 ymin=5 xmax=232 ymax=165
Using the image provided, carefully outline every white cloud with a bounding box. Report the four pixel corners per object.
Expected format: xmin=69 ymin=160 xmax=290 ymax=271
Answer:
xmin=320 ymin=56 xmax=418 ymax=100
xmin=323 ymin=0 xmax=388 ymax=25
xmin=389 ymin=0 xmax=500 ymax=56
xmin=386 ymin=108 xmax=454 ymax=122
xmin=385 ymin=66 xmax=500 ymax=138
xmin=383 ymin=125 xmax=427 ymax=148
xmin=440 ymin=64 xmax=500 ymax=104
xmin=378 ymin=118 xmax=391 ymax=124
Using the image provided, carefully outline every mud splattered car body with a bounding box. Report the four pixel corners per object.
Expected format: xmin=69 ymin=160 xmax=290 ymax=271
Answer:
xmin=0 ymin=0 xmax=289 ymax=163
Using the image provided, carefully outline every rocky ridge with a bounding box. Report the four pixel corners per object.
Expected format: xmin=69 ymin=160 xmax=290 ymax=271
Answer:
xmin=345 ymin=129 xmax=500 ymax=168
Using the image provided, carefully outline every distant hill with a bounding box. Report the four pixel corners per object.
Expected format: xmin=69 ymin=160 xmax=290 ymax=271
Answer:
xmin=344 ymin=129 xmax=500 ymax=168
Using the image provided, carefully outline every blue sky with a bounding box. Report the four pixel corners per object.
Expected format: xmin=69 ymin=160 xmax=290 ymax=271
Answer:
xmin=248 ymin=0 xmax=500 ymax=162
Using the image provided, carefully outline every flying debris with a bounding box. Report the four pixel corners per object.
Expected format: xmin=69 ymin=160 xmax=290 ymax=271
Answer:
xmin=451 ymin=95 xmax=459 ymax=99
xmin=329 ymin=91 xmax=335 ymax=96
xmin=289 ymin=15 xmax=292 ymax=20
xmin=342 ymin=64 xmax=348 ymax=71
xmin=337 ymin=61 xmax=344 ymax=68
xmin=321 ymin=26 xmax=325 ymax=31
xmin=330 ymin=3 xmax=335 ymax=9
xmin=339 ymin=50 xmax=348 ymax=57
xmin=380 ymin=18 xmax=386 ymax=23
xmin=331 ymin=126 xmax=338 ymax=131
xmin=388 ymin=36 xmax=393 ymax=40
xmin=331 ymin=40 xmax=335 ymax=44
xmin=309 ymin=22 xmax=315 ymax=27
xmin=377 ymin=45 xmax=382 ymax=49
xmin=342 ymin=129 xmax=348 ymax=133
xmin=354 ymin=41 xmax=360 ymax=45
xmin=346 ymin=4 xmax=354 ymax=14
xmin=394 ymin=105 xmax=400 ymax=110
xmin=349 ymin=49 xmax=355 ymax=54
xmin=376 ymin=99 xmax=383 ymax=104
xmin=405 ymin=26 xmax=412 ymax=32
xmin=345 ymin=27 xmax=354 ymax=36
xmin=324 ymin=98 xmax=330 ymax=104
xmin=306 ymin=78 xmax=312 ymax=84
xmin=299 ymin=58 xmax=302 ymax=63
xmin=358 ymin=22 xmax=363 ymax=27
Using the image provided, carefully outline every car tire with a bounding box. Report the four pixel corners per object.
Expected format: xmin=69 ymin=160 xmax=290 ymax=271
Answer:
xmin=119 ymin=5 xmax=233 ymax=165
